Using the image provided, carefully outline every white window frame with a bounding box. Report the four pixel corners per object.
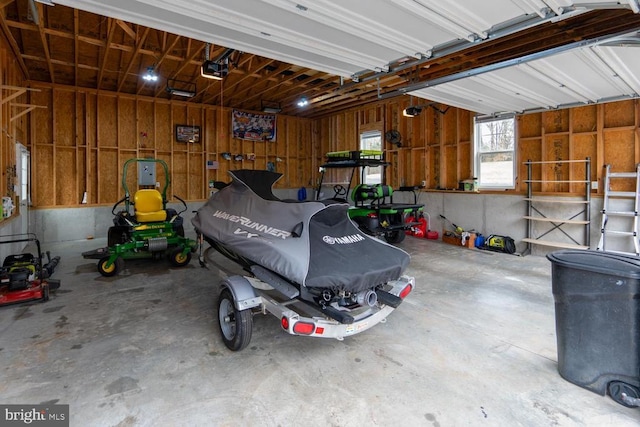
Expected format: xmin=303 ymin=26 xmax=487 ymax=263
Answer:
xmin=359 ymin=130 xmax=382 ymax=185
xmin=474 ymin=114 xmax=516 ymax=190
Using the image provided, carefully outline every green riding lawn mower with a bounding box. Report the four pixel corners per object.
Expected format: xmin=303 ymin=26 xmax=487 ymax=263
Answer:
xmin=315 ymin=150 xmax=425 ymax=244
xmin=83 ymin=158 xmax=198 ymax=276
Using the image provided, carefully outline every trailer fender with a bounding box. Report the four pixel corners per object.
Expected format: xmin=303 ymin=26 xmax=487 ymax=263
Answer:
xmin=221 ymin=276 xmax=261 ymax=311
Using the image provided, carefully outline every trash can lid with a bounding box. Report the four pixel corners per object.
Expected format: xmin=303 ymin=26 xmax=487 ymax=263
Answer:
xmin=546 ymin=250 xmax=640 ymax=279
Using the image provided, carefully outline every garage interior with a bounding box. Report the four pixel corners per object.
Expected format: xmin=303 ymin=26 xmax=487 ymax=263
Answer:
xmin=1 ymin=0 xmax=640 ymax=425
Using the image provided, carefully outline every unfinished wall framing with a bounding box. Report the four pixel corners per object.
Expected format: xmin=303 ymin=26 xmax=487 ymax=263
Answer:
xmin=29 ymin=84 xmax=315 ymax=208
xmin=518 ymin=99 xmax=640 ymax=195
xmin=317 ymin=97 xmax=474 ymax=190
xmin=316 ymin=97 xmax=640 ymax=196
xmin=0 ymin=34 xmax=30 ymax=222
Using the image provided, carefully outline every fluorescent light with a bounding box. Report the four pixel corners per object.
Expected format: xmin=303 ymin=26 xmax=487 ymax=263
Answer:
xmin=167 ymin=88 xmax=195 ymax=98
xmin=261 ymin=100 xmax=281 ymax=114
xmin=166 ymin=78 xmax=196 ymax=98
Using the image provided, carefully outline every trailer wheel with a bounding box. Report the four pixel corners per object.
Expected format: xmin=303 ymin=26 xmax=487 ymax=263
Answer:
xmin=608 ymin=381 xmax=640 ymax=408
xmin=169 ymin=247 xmax=191 ymax=267
xmin=218 ymin=288 xmax=252 ymax=351
xmin=385 ymin=229 xmax=406 ymax=244
xmin=98 ymin=257 xmax=122 ymax=277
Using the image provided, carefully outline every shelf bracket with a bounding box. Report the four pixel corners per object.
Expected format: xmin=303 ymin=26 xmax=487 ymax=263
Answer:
xmin=1 ymin=85 xmax=41 ymax=106
xmin=9 ymin=102 xmax=47 ymax=122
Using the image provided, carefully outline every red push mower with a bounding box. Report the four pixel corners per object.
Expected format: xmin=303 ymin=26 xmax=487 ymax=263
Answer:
xmin=0 ymin=233 xmax=61 ymax=307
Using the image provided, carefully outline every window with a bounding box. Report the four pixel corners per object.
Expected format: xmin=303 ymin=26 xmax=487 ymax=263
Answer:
xmin=360 ymin=130 xmax=382 ymax=184
xmin=474 ymin=115 xmax=516 ymax=189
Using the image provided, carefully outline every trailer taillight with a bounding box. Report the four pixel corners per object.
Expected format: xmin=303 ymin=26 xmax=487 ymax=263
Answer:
xmin=399 ymin=283 xmax=413 ymax=299
xmin=281 ymin=317 xmax=289 ymax=330
xmin=292 ymin=321 xmax=315 ymax=335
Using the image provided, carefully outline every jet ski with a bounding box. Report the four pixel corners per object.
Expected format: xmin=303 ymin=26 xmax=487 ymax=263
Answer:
xmin=192 ymin=169 xmax=415 ymax=351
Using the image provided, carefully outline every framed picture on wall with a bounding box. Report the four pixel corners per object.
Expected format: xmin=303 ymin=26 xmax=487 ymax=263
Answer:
xmin=175 ymin=125 xmax=201 ymax=143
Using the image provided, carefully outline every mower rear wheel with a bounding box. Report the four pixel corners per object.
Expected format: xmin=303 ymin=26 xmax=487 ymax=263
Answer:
xmin=218 ymin=287 xmax=252 ymax=351
xmin=98 ymin=256 xmax=123 ymax=277
xmin=385 ymin=229 xmax=406 ymax=244
xmin=169 ymin=247 xmax=191 ymax=267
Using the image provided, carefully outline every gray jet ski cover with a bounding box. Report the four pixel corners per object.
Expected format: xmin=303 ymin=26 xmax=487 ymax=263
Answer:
xmin=192 ymin=170 xmax=410 ymax=292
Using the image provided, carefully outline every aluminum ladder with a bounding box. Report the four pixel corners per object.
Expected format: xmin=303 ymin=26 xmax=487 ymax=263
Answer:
xmin=596 ymin=164 xmax=640 ymax=255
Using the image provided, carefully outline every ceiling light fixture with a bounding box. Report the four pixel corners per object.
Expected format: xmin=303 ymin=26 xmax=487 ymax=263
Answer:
xmin=142 ymin=66 xmax=158 ymax=82
xmin=167 ymin=89 xmax=195 ymax=98
xmin=166 ymin=78 xmax=196 ymax=98
xmin=297 ymin=97 xmax=309 ymax=107
xmin=261 ymin=100 xmax=282 ymax=114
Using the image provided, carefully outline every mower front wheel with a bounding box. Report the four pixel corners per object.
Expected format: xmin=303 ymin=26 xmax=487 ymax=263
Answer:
xmin=98 ymin=257 xmax=124 ymax=277
xmin=169 ymin=247 xmax=192 ymax=267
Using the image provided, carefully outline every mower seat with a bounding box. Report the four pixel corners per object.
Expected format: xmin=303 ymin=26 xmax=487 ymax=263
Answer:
xmin=133 ymin=189 xmax=167 ymax=223
xmin=352 ymin=184 xmax=392 ymax=203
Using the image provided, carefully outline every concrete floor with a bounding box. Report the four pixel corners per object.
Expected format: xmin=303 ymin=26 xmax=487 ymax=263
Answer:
xmin=1 ymin=235 xmax=638 ymax=427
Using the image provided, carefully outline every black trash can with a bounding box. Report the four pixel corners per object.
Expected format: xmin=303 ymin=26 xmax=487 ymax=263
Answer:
xmin=547 ymin=250 xmax=640 ymax=407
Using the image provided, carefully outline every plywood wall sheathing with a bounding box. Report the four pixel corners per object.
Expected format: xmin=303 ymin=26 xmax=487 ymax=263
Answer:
xmin=604 ymin=129 xmax=635 ymax=192
xmin=604 ymin=100 xmax=634 ymax=128
xmin=26 ymin=83 xmax=315 ymax=207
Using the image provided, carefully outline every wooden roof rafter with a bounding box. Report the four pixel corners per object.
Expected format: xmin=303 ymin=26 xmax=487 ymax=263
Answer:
xmin=97 ymin=18 xmax=120 ymax=90
xmin=199 ymin=57 xmax=277 ymax=103
xmin=136 ymin=33 xmax=181 ymax=95
xmin=0 ymin=7 xmax=29 ymax=78
xmin=116 ymin=26 xmax=149 ymax=92
xmin=235 ymin=66 xmax=321 ymax=106
xmin=73 ymin=8 xmax=78 ymax=86
xmin=33 ymin=1 xmax=54 ymax=84
xmin=154 ymin=40 xmax=204 ymax=98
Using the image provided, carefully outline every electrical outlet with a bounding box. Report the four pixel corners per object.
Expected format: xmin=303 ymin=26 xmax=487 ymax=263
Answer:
xmin=421 ymin=180 xmax=426 ymax=187
xmin=591 ymin=181 xmax=598 ymax=190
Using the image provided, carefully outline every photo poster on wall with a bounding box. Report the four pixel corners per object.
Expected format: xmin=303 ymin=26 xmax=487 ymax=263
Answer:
xmin=232 ymin=109 xmax=276 ymax=142
xmin=176 ymin=125 xmax=201 ymax=143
